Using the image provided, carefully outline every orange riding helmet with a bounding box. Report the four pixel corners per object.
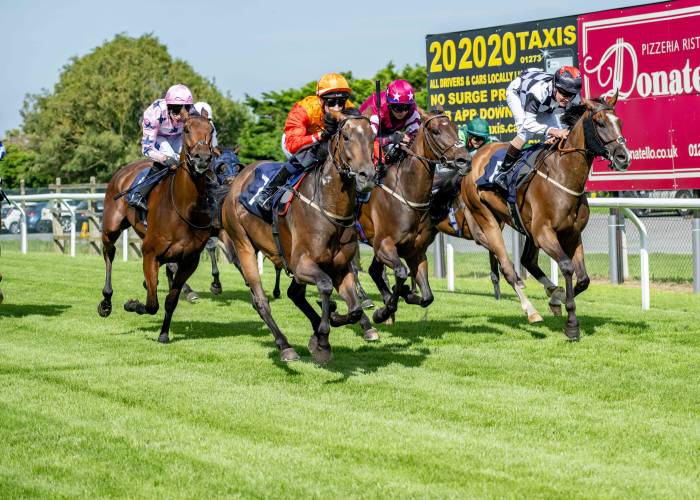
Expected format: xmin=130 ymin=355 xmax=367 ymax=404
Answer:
xmin=316 ymin=73 xmax=351 ymax=98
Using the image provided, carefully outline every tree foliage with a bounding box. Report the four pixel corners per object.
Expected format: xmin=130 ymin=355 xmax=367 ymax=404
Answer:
xmin=21 ymin=34 xmax=250 ymax=183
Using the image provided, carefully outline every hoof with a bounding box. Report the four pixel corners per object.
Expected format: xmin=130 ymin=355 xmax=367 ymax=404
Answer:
xmin=372 ymin=307 xmax=391 ymax=324
xmin=549 ymin=303 xmax=562 ymax=316
xmin=273 ymin=289 xmax=281 ymax=299
xmin=97 ymin=301 xmax=112 ymax=318
xmin=547 ymin=286 xmax=566 ymax=302
xmin=528 ymin=312 xmax=544 ymax=324
xmin=210 ymin=283 xmax=222 ymax=295
xmin=158 ymin=334 xmax=170 ymax=344
xmin=564 ymin=325 xmax=580 ymax=340
xmin=280 ymin=347 xmax=301 ymax=362
xmin=124 ymin=299 xmax=139 ymax=313
xmin=360 ymin=298 xmax=374 ymax=309
xmin=183 ymin=290 xmax=199 ymax=303
xmin=420 ymin=296 xmax=434 ymax=308
xmin=308 ymin=335 xmax=332 ymax=364
xmin=363 ymin=328 xmax=380 ymax=342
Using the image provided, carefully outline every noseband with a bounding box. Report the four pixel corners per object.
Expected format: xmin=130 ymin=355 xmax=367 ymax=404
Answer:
xmin=403 ymin=113 xmax=466 ymax=170
xmin=582 ymin=106 xmax=627 ymax=163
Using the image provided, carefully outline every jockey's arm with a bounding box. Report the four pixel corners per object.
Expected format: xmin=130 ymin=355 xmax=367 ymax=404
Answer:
xmin=284 ymin=104 xmax=320 ymax=155
xmin=141 ymin=107 xmax=172 ymax=164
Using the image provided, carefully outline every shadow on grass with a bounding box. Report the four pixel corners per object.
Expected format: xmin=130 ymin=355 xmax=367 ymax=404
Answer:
xmin=123 ymin=319 xmax=269 ymax=343
xmin=0 ymin=303 xmax=71 ymax=317
xmin=485 ymin=313 xmax=649 ymax=338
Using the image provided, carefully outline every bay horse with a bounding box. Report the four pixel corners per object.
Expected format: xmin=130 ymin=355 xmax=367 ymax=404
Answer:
xmin=222 ymin=110 xmax=376 ymax=363
xmin=356 ymin=110 xmax=469 ymax=323
xmin=97 ymin=112 xmax=215 ymax=343
xmin=462 ymin=93 xmax=631 ymax=339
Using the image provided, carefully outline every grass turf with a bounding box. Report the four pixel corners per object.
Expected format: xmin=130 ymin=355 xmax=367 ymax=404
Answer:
xmin=0 ymin=250 xmax=699 ymax=497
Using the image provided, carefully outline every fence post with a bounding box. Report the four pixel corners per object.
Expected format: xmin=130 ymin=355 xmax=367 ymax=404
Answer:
xmin=446 ymin=240 xmax=454 ymax=291
xmin=608 ymin=208 xmax=624 ymax=284
xmin=620 ymin=211 xmax=629 ymax=279
xmin=19 ymin=178 xmax=27 ymax=254
xmin=434 ymin=233 xmax=446 ymax=278
xmin=88 ymin=176 xmax=100 ymax=254
xmin=693 ymin=209 xmax=700 ymax=294
xmin=52 ymin=177 xmax=64 ymax=253
xmin=122 ymin=228 xmax=129 ymax=262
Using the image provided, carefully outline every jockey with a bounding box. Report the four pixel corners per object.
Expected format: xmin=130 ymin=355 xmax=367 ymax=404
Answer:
xmin=359 ymin=79 xmax=421 ymax=165
xmin=260 ymin=72 xmax=354 ymax=210
xmin=193 ymin=101 xmax=218 ymax=148
xmin=493 ymin=66 xmax=582 ymax=191
xmin=128 ymin=84 xmax=194 ymax=211
xmin=0 ymin=141 xmax=6 ymax=161
xmin=458 ymin=117 xmax=493 ymax=158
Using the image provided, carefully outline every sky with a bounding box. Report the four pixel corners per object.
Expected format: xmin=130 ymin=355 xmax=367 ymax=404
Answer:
xmin=1 ymin=0 xmax=646 ymax=136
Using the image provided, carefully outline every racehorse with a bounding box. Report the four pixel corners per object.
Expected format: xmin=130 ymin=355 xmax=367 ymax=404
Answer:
xmin=356 ymin=110 xmax=469 ymax=323
xmin=222 ymin=110 xmax=375 ymax=363
xmin=97 ymin=112 xmax=215 ymax=343
xmin=462 ymin=93 xmax=630 ymax=339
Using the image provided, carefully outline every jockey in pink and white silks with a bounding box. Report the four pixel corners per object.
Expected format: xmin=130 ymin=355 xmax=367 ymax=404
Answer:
xmin=493 ymin=66 xmax=582 ymax=191
xmin=129 ymin=84 xmax=194 ymax=211
xmin=360 ymin=79 xmax=421 ymax=165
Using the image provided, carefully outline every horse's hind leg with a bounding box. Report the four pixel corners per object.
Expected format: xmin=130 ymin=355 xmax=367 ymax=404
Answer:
xmin=402 ymin=253 xmax=434 ymax=308
xmin=293 ymin=254 xmax=334 ymax=364
xmin=286 ymin=281 xmax=321 ymax=332
xmin=488 ymin=251 xmax=502 ymax=300
xmin=159 ymin=256 xmax=199 ymax=343
xmin=98 ymin=228 xmax=122 ymax=317
xmin=207 ymin=238 xmax=223 ymax=295
xmin=273 ymin=267 xmax=282 ymax=299
xmin=520 ymin=236 xmax=565 ymax=316
xmin=570 ymin=236 xmax=590 ymax=298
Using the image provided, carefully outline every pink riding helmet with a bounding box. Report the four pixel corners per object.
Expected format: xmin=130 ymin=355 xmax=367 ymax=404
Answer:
xmin=165 ymin=84 xmax=194 ymax=105
xmin=386 ymin=79 xmax=415 ymax=105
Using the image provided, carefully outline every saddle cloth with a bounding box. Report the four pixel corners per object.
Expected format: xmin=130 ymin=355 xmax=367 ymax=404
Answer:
xmin=239 ymin=162 xmax=304 ymax=223
xmin=476 ymin=144 xmax=546 ymax=204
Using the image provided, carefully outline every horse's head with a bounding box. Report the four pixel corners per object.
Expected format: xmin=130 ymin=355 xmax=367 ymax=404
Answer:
xmin=182 ymin=113 xmax=214 ymax=175
xmin=571 ymin=92 xmax=631 ymax=171
xmin=417 ymin=108 xmax=469 ymax=171
xmin=328 ymin=110 xmax=376 ymax=194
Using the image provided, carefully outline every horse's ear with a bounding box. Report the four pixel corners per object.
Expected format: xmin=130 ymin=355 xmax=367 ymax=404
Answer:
xmin=200 ymin=107 xmax=209 ymax=119
xmin=417 ymin=106 xmax=430 ymax=122
xmin=233 ymin=144 xmax=241 ymax=154
xmin=582 ymin=98 xmax=598 ymax=111
xmin=606 ymin=89 xmax=619 ymax=107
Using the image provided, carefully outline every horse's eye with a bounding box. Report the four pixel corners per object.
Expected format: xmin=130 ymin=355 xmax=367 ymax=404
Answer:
xmin=431 ymin=128 xmax=439 ymax=135
xmin=343 ymin=133 xmax=350 ymax=141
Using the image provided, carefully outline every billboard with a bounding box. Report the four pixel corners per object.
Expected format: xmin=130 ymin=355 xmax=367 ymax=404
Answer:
xmin=579 ymin=0 xmax=700 ymax=190
xmin=426 ymin=0 xmax=700 ymax=191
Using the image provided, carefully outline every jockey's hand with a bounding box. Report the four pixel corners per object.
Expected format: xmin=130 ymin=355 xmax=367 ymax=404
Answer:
xmin=390 ymin=132 xmax=405 ymax=145
xmin=548 ymin=128 xmax=569 ymax=139
xmin=400 ymin=134 xmax=412 ymax=146
xmin=320 ymin=113 xmax=339 ymax=140
xmin=544 ymin=137 xmax=557 ymax=145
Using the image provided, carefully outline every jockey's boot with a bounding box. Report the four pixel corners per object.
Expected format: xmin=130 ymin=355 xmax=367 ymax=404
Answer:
xmin=259 ymin=165 xmax=294 ymax=211
xmin=127 ymin=191 xmax=149 ymax=212
xmin=494 ymin=144 xmax=522 ymax=192
xmin=128 ymin=163 xmax=164 ymax=212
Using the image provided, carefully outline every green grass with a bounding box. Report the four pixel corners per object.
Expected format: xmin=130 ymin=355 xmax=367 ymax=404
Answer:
xmin=1 ymin=251 xmax=699 ymax=497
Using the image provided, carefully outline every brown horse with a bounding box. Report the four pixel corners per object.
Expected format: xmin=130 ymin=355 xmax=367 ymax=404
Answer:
xmin=97 ymin=113 xmax=215 ymax=343
xmin=222 ymin=111 xmax=376 ymax=363
xmin=357 ymin=110 xmax=469 ymax=323
xmin=462 ymin=93 xmax=631 ymax=339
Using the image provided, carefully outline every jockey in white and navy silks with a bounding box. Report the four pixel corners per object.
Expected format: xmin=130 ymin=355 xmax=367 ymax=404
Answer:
xmin=493 ymin=66 xmax=582 ymax=191
xmin=128 ymin=84 xmax=194 ymax=211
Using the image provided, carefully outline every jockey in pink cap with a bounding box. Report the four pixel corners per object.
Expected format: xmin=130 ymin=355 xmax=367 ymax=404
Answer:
xmin=359 ymin=79 xmax=421 ymax=165
xmin=128 ymin=84 xmax=194 ymax=211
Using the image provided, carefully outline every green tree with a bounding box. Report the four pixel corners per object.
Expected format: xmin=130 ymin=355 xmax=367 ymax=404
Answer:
xmin=0 ymin=132 xmax=48 ymax=188
xmin=21 ymin=34 xmax=250 ymax=184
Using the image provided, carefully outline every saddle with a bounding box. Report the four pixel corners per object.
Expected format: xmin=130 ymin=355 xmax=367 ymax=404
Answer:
xmin=239 ymin=162 xmax=306 ymax=223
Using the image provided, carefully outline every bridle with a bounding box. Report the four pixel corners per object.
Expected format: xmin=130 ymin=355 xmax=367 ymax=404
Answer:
xmin=556 ymin=105 xmax=627 ymax=165
xmin=181 ymin=117 xmax=214 ymax=175
xmin=401 ymin=113 xmax=467 ymax=171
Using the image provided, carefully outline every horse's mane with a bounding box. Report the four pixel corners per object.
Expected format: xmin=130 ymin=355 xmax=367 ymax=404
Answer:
xmin=561 ymin=97 xmax=610 ymax=127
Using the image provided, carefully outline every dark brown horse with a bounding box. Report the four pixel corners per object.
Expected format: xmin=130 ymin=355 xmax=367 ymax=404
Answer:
xmin=97 ymin=113 xmax=215 ymax=343
xmin=357 ymin=111 xmax=469 ymax=323
xmin=222 ymin=111 xmax=376 ymax=363
xmin=462 ymin=93 xmax=631 ymax=339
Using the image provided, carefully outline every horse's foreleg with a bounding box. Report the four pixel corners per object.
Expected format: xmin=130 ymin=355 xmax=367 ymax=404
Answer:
xmin=167 ymin=263 xmax=198 ymax=303
xmin=520 ymin=236 xmax=565 ymax=315
xmin=124 ymin=251 xmax=160 ymax=316
xmin=333 ymin=270 xmax=379 ymax=341
xmin=98 ymin=230 xmax=120 ymax=317
xmin=207 ymin=238 xmax=222 ymax=295
xmin=159 ymin=257 xmax=199 ymax=343
xmin=293 ymin=255 xmax=334 ymax=364
xmin=371 ymin=238 xmax=407 ymax=324
xmin=489 ymin=251 xmax=502 ymax=300
xmin=403 ymin=254 xmax=433 ymax=308
xmin=368 ymin=257 xmax=392 ymax=304
xmin=571 ymin=237 xmax=590 ymax=297
xmin=286 ymin=280 xmax=320 ymax=332
xmin=535 ymin=227 xmax=579 ymax=340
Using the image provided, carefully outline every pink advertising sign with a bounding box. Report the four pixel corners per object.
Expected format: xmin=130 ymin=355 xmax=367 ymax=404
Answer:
xmin=579 ymin=0 xmax=700 ymax=191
